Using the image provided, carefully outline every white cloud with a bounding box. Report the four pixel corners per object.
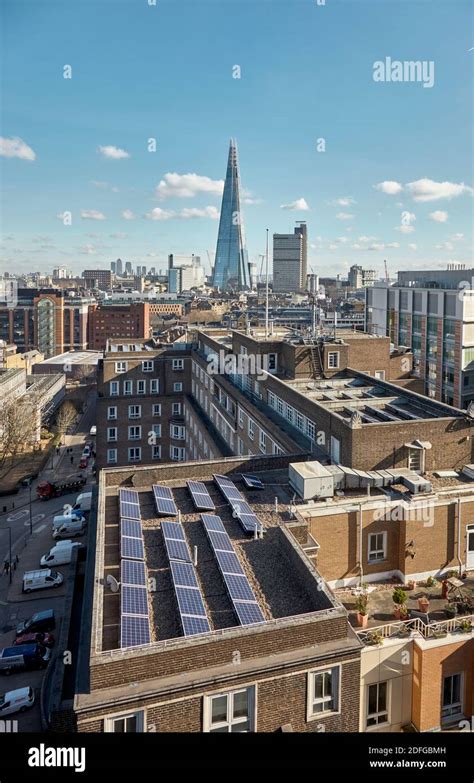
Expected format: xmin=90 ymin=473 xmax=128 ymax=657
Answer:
xmin=408 ymin=244 xmax=417 ymax=250
xmin=280 ymin=197 xmax=310 ymax=211
xmin=81 ymin=209 xmax=106 ymax=221
xmin=145 ymin=206 xmax=220 ymax=221
xmin=145 ymin=208 xmax=175 ymax=221
xmin=0 ymin=136 xmax=36 ymax=161
xmin=374 ymin=180 xmax=403 ymax=195
xmin=110 ymin=232 xmax=128 ymax=239
xmin=436 ymin=241 xmax=454 ymax=251
xmin=91 ymin=180 xmax=120 ymax=193
xmin=429 ymin=210 xmax=448 ymax=222
xmin=328 ymin=244 xmax=338 ymax=251
xmin=368 ymin=243 xmax=385 ymax=251
xmin=351 ymin=243 xmax=362 ymax=250
xmin=406 ymin=178 xmax=473 ymax=202
xmin=78 ymin=244 xmax=97 ymax=255
xmin=397 ymin=225 xmax=415 ymax=234
xmin=336 ymin=212 xmax=355 ymax=220
xmin=450 ymin=233 xmax=464 ymax=241
xmin=335 ymin=237 xmax=348 ymax=244
xmin=98 ymin=145 xmax=130 ymax=160
xmin=386 ymin=242 xmax=400 ymax=248
xmin=121 ymin=209 xmax=136 ymax=220
xmin=358 ymin=235 xmax=377 ymax=242
xmin=156 ymin=173 xmax=224 ymax=200
xmin=331 ymin=196 xmax=356 ymax=206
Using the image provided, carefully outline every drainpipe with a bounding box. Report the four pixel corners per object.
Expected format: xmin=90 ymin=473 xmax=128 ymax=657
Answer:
xmin=456 ymin=498 xmax=463 ymax=576
xmin=359 ymin=503 xmax=364 ymax=587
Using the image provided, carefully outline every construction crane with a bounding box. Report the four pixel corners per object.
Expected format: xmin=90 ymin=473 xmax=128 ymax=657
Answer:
xmin=384 ymin=259 xmax=390 ymax=283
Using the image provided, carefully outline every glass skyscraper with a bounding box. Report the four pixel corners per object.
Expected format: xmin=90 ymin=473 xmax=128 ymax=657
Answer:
xmin=212 ymin=139 xmax=250 ymax=291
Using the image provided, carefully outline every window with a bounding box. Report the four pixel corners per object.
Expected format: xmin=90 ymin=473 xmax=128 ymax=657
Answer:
xmin=108 ymin=406 xmax=117 ymax=420
xmin=136 ymin=380 xmax=145 ymax=395
xmin=366 ymin=682 xmax=388 ymax=727
xmin=128 ymin=405 xmax=141 ymax=419
xmin=123 ymin=380 xmax=133 ymax=396
xmin=150 ymin=379 xmax=159 ymax=394
xmin=110 ymin=381 xmax=119 ymax=396
xmin=408 ymin=447 xmax=422 ymax=472
xmin=328 ymin=352 xmax=339 ymax=369
xmin=259 ymin=430 xmax=266 ymax=454
xmin=204 ymin=687 xmax=255 ymax=733
xmin=238 ymin=437 xmax=244 ymax=456
xmin=128 ymin=447 xmax=141 ymax=463
xmin=150 ymin=424 xmax=161 ymax=438
xmin=107 ymin=427 xmax=117 ymax=442
xmin=238 ymin=409 xmax=244 ymax=428
xmin=115 ymin=361 xmax=128 ymax=373
xmin=172 ymin=358 xmax=184 ymax=371
xmin=152 ymin=403 xmax=161 ymax=417
xmin=268 ymin=353 xmax=277 ymax=372
xmin=151 ymin=445 xmax=161 ymax=460
xmin=368 ymin=532 xmax=387 ymax=562
xmin=170 ymin=446 xmax=185 ymax=461
xmin=171 ymin=424 xmax=185 ymax=440
xmin=248 ymin=419 xmax=254 ymax=440
xmin=308 ymin=667 xmax=340 ymax=719
xmin=107 ymin=449 xmax=117 ymax=464
xmin=173 ymin=382 xmax=183 ymax=392
xmin=105 ymin=711 xmax=144 ymax=732
xmin=172 ymin=402 xmax=182 ymax=416
xmin=442 ymin=674 xmax=463 ymax=721
xmin=268 ymin=391 xmax=276 ymax=409
xmin=142 ymin=360 xmax=154 ymax=373
xmin=374 ymin=370 xmax=385 ymax=380
xmin=296 ymin=412 xmax=304 ymax=431
xmin=128 ymin=425 xmax=141 ymax=440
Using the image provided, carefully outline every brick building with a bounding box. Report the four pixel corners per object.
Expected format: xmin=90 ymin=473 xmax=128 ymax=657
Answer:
xmin=88 ymin=303 xmax=151 ymax=350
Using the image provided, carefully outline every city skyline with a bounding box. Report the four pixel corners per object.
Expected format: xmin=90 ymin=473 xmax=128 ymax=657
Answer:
xmin=1 ymin=0 xmax=472 ymax=278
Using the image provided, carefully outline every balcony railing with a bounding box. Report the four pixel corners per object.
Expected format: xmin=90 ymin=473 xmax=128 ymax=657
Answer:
xmin=357 ymin=614 xmax=474 ymax=645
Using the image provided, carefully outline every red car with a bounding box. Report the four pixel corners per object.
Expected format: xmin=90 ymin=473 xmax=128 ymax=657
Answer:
xmin=79 ymin=456 xmax=88 ymax=469
xmin=14 ymin=632 xmax=55 ymax=648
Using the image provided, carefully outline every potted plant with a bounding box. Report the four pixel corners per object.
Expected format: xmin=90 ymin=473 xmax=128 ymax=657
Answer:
xmin=356 ymin=593 xmax=369 ymax=628
xmin=459 ymin=619 xmax=472 ymax=633
xmin=426 ymin=575 xmax=437 ymax=588
xmin=418 ymin=594 xmax=430 ymax=613
xmin=366 ymin=630 xmax=383 ymax=646
xmin=392 ymin=587 xmax=408 ymax=619
xmin=407 ymin=579 xmax=417 ymax=591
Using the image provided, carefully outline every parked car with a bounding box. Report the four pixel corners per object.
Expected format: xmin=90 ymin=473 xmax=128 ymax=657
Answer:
xmin=22 ymin=570 xmax=63 ymax=593
xmin=40 ymin=541 xmax=82 ymax=567
xmin=52 ymin=521 xmax=86 ymax=540
xmin=79 ymin=457 xmax=88 ymax=469
xmin=0 ymin=686 xmax=35 ymax=715
xmin=0 ymin=644 xmax=50 ymax=675
xmin=52 ymin=513 xmax=86 ymax=532
xmin=14 ymin=632 xmax=55 ymax=648
xmin=89 ymin=425 xmax=97 ymax=436
xmin=73 ymin=491 xmax=92 ymax=513
xmin=82 ymin=445 xmax=92 ymax=458
xmin=16 ymin=610 xmax=55 ymax=637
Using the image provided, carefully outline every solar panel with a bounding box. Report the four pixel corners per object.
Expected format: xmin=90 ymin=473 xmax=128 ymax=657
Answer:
xmin=208 ymin=530 xmax=234 ymax=552
xmin=241 ymin=474 xmax=264 ymax=490
xmin=170 ymin=560 xmax=199 ymax=588
xmin=121 ymin=536 xmax=145 ymax=561
xmin=120 ymin=501 xmax=141 ymax=520
xmin=121 ymin=559 xmax=147 ymax=586
xmin=225 ymin=574 xmax=258 ymax=602
xmin=233 ymin=601 xmax=265 ymax=626
xmin=187 ymin=480 xmax=215 ymax=511
xmin=121 ymin=615 xmax=151 ymax=648
xmin=161 ymin=520 xmax=186 ymax=541
xmin=164 ymin=537 xmax=191 ymax=563
xmin=122 ymin=585 xmax=149 ymax=616
xmin=231 ymin=501 xmax=253 ymax=516
xmin=201 ymin=514 xmax=226 ymax=533
xmin=213 ymin=474 xmax=234 ymax=487
xmin=215 ymin=550 xmax=245 ymax=575
xmin=175 ymin=586 xmax=207 ymax=617
xmin=181 ymin=615 xmax=211 ymax=636
xmin=119 ymin=489 xmax=140 ymax=504
xmin=239 ymin=514 xmax=260 ymax=533
xmin=120 ymin=518 xmax=142 ymax=539
xmin=153 ymin=484 xmax=178 ymax=516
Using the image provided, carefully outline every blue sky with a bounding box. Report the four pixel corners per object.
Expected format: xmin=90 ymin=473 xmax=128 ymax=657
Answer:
xmin=1 ymin=0 xmax=472 ymax=278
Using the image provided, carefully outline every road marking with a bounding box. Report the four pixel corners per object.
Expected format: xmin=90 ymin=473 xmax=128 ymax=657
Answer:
xmin=7 ymin=510 xmax=28 ymax=522
xmin=33 ymin=524 xmax=46 ymax=534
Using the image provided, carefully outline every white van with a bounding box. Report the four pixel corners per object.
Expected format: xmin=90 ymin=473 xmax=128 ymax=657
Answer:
xmin=52 ymin=513 xmax=86 ymax=532
xmin=40 ymin=542 xmax=82 ymax=568
xmin=53 ymin=520 xmax=86 ymax=539
xmin=73 ymin=491 xmax=92 ymax=513
xmin=0 ymin=686 xmax=35 ymax=716
xmin=22 ymin=570 xmax=63 ymax=593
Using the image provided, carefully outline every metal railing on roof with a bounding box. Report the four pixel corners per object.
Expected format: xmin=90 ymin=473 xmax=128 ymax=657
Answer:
xmin=356 ymin=614 xmax=474 ymax=645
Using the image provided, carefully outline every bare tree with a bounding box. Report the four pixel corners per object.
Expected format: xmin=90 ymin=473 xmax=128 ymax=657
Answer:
xmin=0 ymin=398 xmax=39 ymax=480
xmin=54 ymin=401 xmax=78 ymax=442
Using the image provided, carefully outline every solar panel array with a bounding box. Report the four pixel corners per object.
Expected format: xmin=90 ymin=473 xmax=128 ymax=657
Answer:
xmin=152 ymin=484 xmax=178 ymax=517
xmin=201 ymin=514 xmax=265 ymax=627
xmin=118 ymin=489 xmax=151 ymax=648
xmin=187 ymin=480 xmax=215 ymax=511
xmin=241 ymin=474 xmax=265 ymax=490
xmin=161 ymin=520 xmax=211 ymax=637
xmin=213 ymin=474 xmax=261 ymax=534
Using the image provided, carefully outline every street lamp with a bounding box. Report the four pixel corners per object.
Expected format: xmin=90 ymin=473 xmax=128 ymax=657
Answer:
xmin=29 ymin=482 xmax=33 ymax=535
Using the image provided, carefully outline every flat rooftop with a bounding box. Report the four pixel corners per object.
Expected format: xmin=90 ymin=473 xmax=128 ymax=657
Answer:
xmin=286 ymin=374 xmax=464 ymax=423
xmin=38 ymin=350 xmax=102 ymax=366
xmin=98 ymin=467 xmax=340 ymax=653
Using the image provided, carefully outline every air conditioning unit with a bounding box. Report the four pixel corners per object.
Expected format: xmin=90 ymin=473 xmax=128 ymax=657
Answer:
xmin=289 ymin=461 xmax=334 ymax=500
xmin=402 ymin=476 xmax=433 ymax=494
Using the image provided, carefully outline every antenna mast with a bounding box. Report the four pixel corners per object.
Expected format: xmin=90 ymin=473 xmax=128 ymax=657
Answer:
xmin=265 ymin=228 xmax=269 ymax=339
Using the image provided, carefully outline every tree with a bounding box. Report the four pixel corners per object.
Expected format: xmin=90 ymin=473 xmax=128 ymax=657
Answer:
xmin=0 ymin=397 xmax=39 ymax=480
xmin=54 ymin=401 xmax=77 ymax=442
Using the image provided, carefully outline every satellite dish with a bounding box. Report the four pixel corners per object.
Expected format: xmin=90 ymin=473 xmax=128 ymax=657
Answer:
xmin=106 ymin=575 xmax=120 ymax=593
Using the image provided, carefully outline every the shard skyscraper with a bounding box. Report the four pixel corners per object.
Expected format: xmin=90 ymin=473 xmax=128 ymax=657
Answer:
xmin=212 ymin=139 xmax=250 ymax=291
